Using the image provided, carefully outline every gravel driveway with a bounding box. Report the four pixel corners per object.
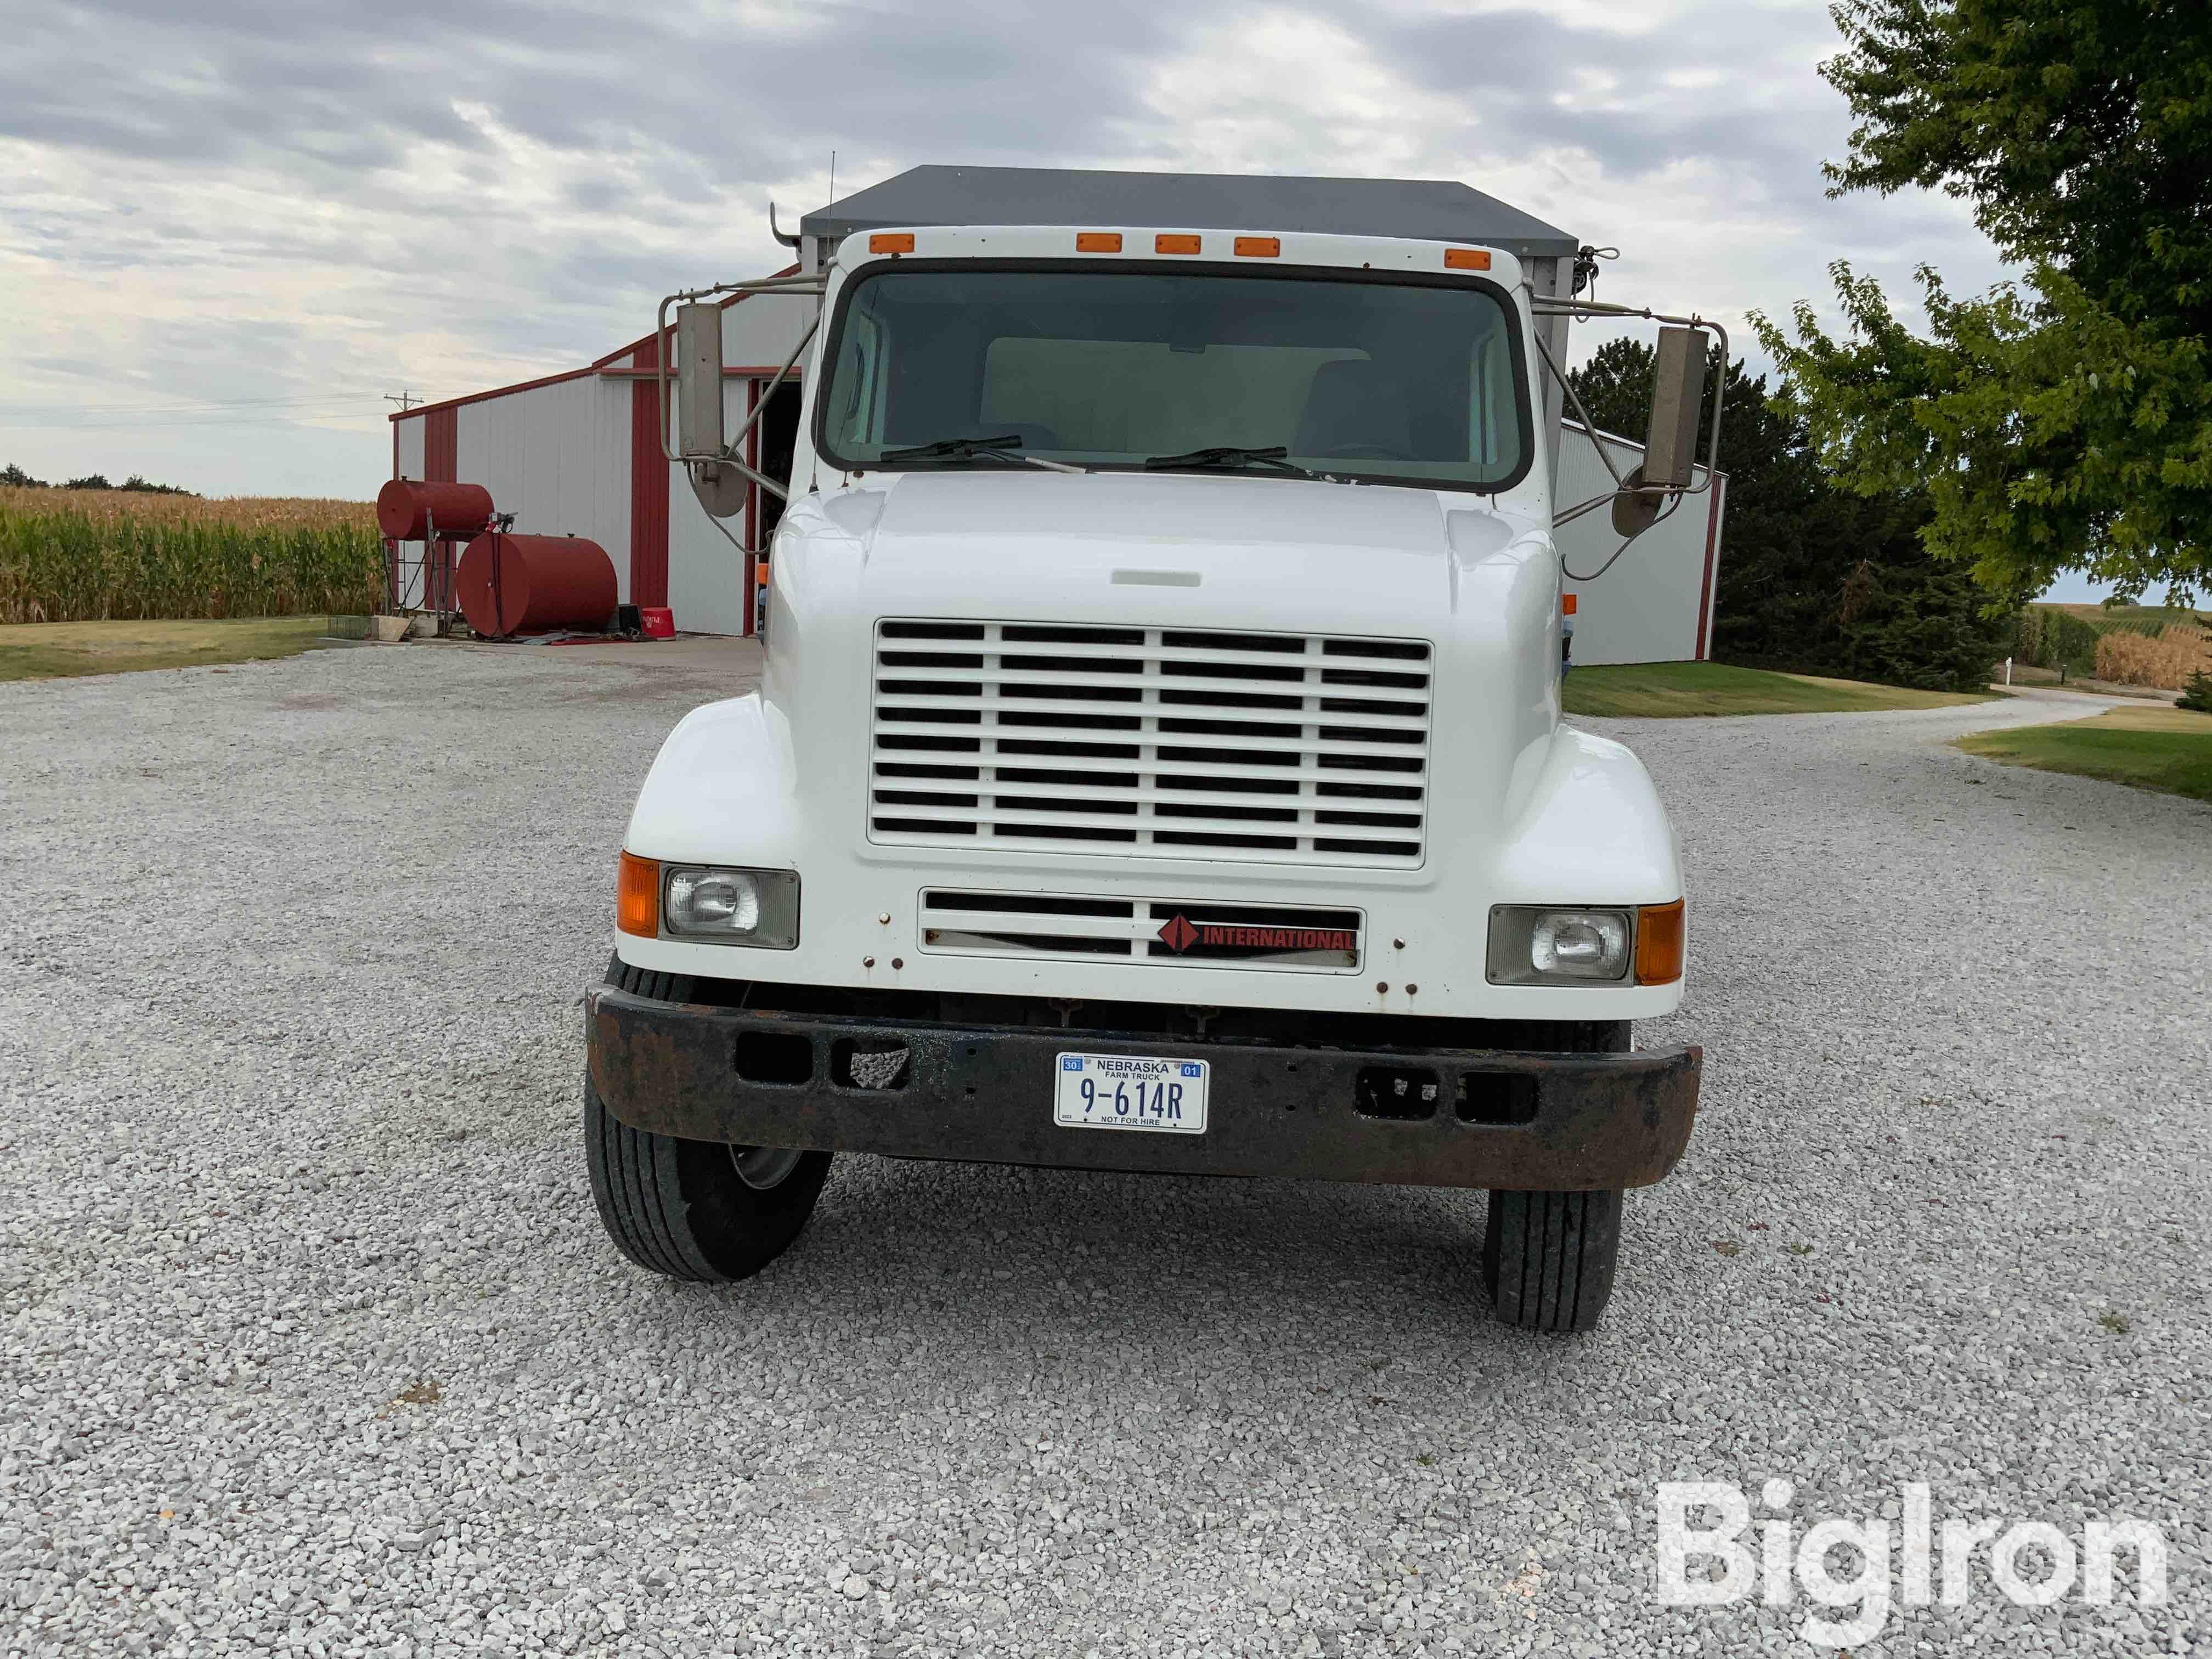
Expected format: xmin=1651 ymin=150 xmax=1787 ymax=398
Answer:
xmin=4 ymin=647 xmax=2205 ymax=1658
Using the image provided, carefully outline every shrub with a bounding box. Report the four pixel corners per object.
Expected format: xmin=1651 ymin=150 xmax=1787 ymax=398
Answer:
xmin=2178 ymin=669 xmax=2212 ymax=713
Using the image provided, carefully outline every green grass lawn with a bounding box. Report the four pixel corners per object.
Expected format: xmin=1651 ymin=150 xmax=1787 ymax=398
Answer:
xmin=1955 ymin=705 xmax=2212 ymax=803
xmin=1563 ymin=660 xmax=2000 ymax=718
xmin=0 ymin=616 xmax=332 ymax=682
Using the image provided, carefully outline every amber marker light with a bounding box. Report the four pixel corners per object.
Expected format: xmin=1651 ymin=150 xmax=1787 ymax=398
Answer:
xmin=1562 ymin=594 xmax=1578 ymax=616
xmin=1076 ymin=232 xmax=1122 ymax=252
xmin=868 ymin=233 xmax=915 ymax=255
xmin=618 ymin=851 xmax=660 ymax=938
xmin=1635 ymin=899 xmax=1685 ymax=985
xmin=1446 ymin=247 xmax=1493 ymax=270
xmin=1155 ymin=233 xmax=1202 ymax=255
xmin=1233 ymin=236 xmax=1280 ymax=257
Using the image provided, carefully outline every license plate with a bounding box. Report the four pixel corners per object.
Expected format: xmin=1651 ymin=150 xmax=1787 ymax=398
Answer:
xmin=1053 ymin=1052 xmax=1209 ymax=1134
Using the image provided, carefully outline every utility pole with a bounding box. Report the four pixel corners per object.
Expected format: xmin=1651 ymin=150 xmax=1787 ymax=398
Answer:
xmin=383 ymin=390 xmax=420 ymax=413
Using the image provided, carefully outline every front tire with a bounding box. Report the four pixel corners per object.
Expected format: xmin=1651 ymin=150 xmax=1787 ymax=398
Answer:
xmin=1482 ymin=1188 xmax=1624 ymax=1333
xmin=584 ymin=957 xmax=831 ymax=1283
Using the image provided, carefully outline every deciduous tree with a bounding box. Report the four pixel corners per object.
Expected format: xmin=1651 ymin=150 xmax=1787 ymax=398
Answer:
xmin=1754 ymin=0 xmax=2212 ymax=603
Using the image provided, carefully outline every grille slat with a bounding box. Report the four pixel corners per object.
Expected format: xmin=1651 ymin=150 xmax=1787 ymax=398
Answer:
xmin=876 ymin=661 xmax=1429 ymax=703
xmin=887 ymin=636 xmax=1420 ymax=674
xmin=864 ymin=799 xmax=1425 ymax=845
xmin=872 ymin=691 xmax=1429 ymax=735
xmin=919 ymin=889 xmax=1365 ymax=972
xmin=921 ymin=907 xmax=1142 ymax=940
xmin=870 ymin=620 xmax=1432 ymax=868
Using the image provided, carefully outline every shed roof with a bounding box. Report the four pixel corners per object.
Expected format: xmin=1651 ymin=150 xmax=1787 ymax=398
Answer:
xmin=800 ymin=165 xmax=1578 ymax=260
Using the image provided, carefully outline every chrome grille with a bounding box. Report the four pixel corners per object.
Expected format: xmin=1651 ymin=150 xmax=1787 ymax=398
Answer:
xmin=920 ymin=890 xmax=1364 ymax=972
xmin=868 ymin=620 xmax=1432 ymax=867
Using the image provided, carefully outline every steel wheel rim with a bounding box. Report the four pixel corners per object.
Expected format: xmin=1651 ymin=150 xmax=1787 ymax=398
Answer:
xmin=730 ymin=1144 xmax=803 ymax=1190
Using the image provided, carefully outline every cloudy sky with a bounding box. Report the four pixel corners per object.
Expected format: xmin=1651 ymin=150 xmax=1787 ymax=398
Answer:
xmin=5 ymin=1 xmax=2049 ymax=563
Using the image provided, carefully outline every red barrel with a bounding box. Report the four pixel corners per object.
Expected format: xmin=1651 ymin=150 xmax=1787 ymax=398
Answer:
xmin=377 ymin=478 xmax=495 ymax=541
xmin=455 ymin=532 xmax=618 ymax=638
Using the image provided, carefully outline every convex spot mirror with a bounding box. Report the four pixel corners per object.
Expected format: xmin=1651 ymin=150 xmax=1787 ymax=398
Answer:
xmin=1610 ymin=464 xmax=1661 ymax=537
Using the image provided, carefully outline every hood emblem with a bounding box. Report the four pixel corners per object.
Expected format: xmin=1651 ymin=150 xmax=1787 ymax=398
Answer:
xmin=1156 ymin=912 xmax=1358 ymax=955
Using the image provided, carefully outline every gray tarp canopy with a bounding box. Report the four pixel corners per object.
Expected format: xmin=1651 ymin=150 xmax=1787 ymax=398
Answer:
xmin=800 ymin=165 xmax=1578 ymax=261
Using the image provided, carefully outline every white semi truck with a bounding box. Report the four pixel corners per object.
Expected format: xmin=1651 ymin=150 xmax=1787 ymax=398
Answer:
xmin=584 ymin=167 xmax=1721 ymax=1332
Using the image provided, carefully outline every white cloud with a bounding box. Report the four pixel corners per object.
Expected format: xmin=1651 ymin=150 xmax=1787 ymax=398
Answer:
xmin=0 ymin=0 xmax=2009 ymax=496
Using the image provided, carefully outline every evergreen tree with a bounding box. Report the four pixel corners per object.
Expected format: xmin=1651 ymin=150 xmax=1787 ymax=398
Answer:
xmin=1568 ymin=337 xmax=2015 ymax=689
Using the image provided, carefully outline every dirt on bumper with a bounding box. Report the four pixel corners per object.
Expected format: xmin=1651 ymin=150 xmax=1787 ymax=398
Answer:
xmin=586 ymin=986 xmax=1701 ymax=1190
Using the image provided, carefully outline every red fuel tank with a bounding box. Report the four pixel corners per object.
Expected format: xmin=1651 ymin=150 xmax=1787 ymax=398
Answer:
xmin=455 ymin=532 xmax=619 ymax=639
xmin=376 ymin=478 xmax=495 ymax=541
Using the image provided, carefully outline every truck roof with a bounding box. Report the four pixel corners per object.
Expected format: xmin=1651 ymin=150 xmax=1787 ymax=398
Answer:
xmin=800 ymin=164 xmax=1579 ymax=261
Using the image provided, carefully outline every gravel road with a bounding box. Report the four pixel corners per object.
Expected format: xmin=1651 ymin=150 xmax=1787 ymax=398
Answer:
xmin=3 ymin=647 xmax=2205 ymax=1658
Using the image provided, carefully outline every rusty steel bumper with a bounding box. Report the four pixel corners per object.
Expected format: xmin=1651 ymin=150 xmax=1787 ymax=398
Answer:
xmin=585 ymin=986 xmax=1701 ymax=1191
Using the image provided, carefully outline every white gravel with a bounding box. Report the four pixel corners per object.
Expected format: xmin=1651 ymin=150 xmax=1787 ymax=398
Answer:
xmin=3 ymin=646 xmax=2205 ymax=1658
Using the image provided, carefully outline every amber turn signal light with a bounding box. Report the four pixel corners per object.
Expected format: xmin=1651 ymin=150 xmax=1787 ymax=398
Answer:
xmin=868 ymin=233 xmax=915 ymax=255
xmin=1635 ymin=899 xmax=1685 ymax=985
xmin=618 ymin=851 xmax=659 ymax=938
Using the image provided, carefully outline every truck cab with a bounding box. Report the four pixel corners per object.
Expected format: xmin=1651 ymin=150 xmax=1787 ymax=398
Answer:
xmin=585 ymin=175 xmax=1710 ymax=1332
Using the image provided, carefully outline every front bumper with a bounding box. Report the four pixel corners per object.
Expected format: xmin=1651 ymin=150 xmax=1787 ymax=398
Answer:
xmin=586 ymin=986 xmax=1701 ymax=1190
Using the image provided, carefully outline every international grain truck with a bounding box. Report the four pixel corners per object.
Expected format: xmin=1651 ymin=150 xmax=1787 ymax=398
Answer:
xmin=583 ymin=167 xmax=1722 ymax=1331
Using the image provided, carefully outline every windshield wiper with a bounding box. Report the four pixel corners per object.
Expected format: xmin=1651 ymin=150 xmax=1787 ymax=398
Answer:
xmin=1142 ymin=444 xmax=1317 ymax=479
xmin=877 ymin=435 xmax=1084 ymax=473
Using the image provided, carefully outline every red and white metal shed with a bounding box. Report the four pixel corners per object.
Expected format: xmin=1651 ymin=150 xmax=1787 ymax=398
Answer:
xmin=387 ymin=279 xmax=814 ymax=635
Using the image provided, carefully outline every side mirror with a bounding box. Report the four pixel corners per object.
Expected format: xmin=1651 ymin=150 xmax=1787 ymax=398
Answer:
xmin=1641 ymin=325 xmax=1707 ymax=490
xmin=675 ymin=302 xmax=724 ymax=460
xmin=675 ymin=302 xmax=748 ymax=519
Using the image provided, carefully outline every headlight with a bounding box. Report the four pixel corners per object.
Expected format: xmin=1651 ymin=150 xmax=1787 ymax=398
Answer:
xmin=1532 ymin=911 xmax=1627 ymax=977
xmin=1487 ymin=905 xmax=1632 ymax=984
xmin=668 ymin=868 xmax=761 ymax=934
xmin=1486 ymin=902 xmax=1686 ymax=985
xmin=617 ymin=855 xmax=800 ymax=947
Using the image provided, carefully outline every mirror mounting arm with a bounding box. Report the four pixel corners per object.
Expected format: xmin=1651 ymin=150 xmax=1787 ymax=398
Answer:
xmin=653 ymin=276 xmax=826 ymax=506
xmin=1530 ymin=297 xmax=1729 ymax=533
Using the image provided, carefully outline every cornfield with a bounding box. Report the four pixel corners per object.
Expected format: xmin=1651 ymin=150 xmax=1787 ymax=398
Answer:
xmin=2015 ymin=603 xmax=2212 ymax=689
xmin=0 ymin=487 xmax=385 ymax=623
xmin=2094 ymin=623 xmax=2212 ymax=689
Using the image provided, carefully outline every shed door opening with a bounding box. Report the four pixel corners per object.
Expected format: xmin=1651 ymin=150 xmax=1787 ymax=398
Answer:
xmin=757 ymin=381 xmax=801 ymax=545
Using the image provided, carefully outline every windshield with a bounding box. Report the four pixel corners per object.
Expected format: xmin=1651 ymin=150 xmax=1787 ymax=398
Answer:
xmin=815 ymin=262 xmax=1531 ymax=492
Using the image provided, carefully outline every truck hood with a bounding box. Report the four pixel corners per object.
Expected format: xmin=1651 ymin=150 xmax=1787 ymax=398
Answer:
xmin=811 ymin=471 xmax=1524 ymax=629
